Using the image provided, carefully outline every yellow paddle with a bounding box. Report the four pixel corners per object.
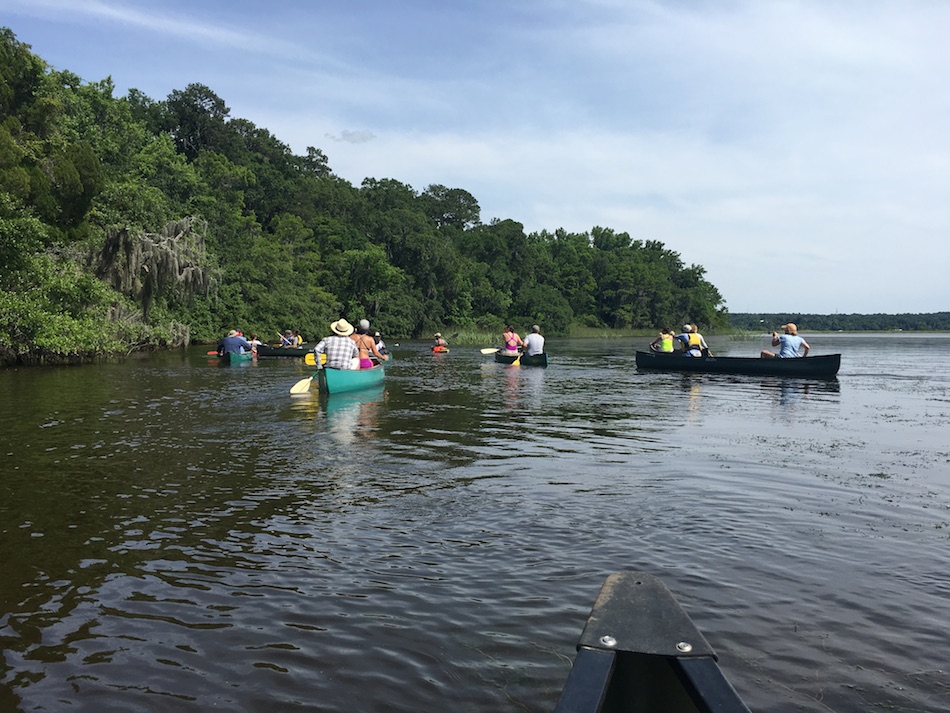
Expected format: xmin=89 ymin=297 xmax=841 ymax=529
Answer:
xmin=512 ymin=353 xmax=521 ymax=365
xmin=304 ymin=352 xmax=326 ymax=366
xmin=290 ymin=375 xmax=313 ymax=394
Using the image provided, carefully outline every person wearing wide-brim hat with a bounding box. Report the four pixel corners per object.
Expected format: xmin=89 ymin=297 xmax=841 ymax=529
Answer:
xmin=433 ymin=332 xmax=448 ymax=350
xmin=761 ymin=322 xmax=810 ymax=359
xmin=217 ymin=329 xmax=252 ymax=356
xmin=313 ymin=319 xmax=360 ymax=369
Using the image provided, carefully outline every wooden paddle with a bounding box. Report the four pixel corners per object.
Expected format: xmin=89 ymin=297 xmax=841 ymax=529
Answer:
xmin=480 ymin=347 xmax=499 ymax=354
xmin=290 ymin=375 xmax=314 ymax=394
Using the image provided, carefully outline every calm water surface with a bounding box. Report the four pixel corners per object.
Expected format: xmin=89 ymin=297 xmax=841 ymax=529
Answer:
xmin=1 ymin=334 xmax=948 ymax=712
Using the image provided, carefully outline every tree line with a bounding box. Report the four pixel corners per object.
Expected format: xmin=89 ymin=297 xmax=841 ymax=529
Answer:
xmin=728 ymin=313 xmax=950 ymax=332
xmin=0 ymin=26 xmax=729 ymax=364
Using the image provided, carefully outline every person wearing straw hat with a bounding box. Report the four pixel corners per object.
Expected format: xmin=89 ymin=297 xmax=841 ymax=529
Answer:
xmin=761 ymin=323 xmax=810 ymax=358
xmin=312 ymin=319 xmax=360 ymax=369
xmin=217 ymin=329 xmax=252 ymax=356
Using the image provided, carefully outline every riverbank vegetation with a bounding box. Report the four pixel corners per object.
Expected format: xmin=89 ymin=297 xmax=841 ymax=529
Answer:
xmin=6 ymin=29 xmax=941 ymax=367
xmin=0 ymin=28 xmax=731 ymax=365
xmin=728 ymin=313 xmax=950 ymax=332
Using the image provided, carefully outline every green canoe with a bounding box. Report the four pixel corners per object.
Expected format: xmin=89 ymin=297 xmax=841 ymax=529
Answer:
xmin=221 ymin=351 xmax=254 ymax=364
xmin=317 ymin=361 xmax=386 ymax=394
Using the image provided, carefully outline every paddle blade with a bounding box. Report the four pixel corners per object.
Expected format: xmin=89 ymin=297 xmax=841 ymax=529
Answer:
xmin=512 ymin=356 xmax=521 ymax=365
xmin=289 ymin=376 xmax=313 ymax=394
xmin=304 ymin=352 xmax=316 ymax=365
xmin=480 ymin=347 xmax=499 ymax=354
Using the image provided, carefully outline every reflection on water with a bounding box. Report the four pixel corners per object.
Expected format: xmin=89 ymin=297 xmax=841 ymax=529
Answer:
xmin=760 ymin=377 xmax=840 ymax=413
xmin=323 ymin=386 xmax=385 ymax=446
xmin=0 ymin=336 xmax=948 ymax=713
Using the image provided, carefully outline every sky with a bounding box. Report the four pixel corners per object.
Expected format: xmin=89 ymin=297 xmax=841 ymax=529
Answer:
xmin=3 ymin=0 xmax=948 ymax=314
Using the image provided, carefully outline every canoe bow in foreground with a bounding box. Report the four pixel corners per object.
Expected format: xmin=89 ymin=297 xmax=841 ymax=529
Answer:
xmin=554 ymin=571 xmax=751 ymax=713
xmin=635 ymin=350 xmax=840 ymax=377
xmin=317 ymin=362 xmax=385 ymax=394
xmin=494 ymin=352 xmax=548 ymax=367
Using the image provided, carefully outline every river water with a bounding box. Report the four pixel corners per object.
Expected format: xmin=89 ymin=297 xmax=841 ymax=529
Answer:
xmin=1 ymin=333 xmax=948 ymax=712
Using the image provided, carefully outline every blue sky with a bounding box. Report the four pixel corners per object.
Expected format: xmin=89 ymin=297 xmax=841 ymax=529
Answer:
xmin=3 ymin=0 xmax=948 ymax=314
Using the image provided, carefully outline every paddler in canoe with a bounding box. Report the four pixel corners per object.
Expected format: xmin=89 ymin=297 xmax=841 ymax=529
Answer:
xmin=217 ymin=329 xmax=252 ymax=357
xmin=313 ymin=319 xmax=359 ymax=368
xmin=500 ymin=324 xmax=523 ymax=356
xmin=351 ymin=321 xmax=390 ymax=368
xmin=761 ymin=322 xmax=810 ymax=359
xmin=675 ymin=323 xmax=710 ymax=357
xmin=523 ymin=324 xmax=545 ymax=357
xmin=649 ymin=327 xmax=675 ymax=352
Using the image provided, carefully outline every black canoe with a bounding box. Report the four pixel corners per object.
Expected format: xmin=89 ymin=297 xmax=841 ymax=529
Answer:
xmin=635 ymin=350 xmax=840 ymax=377
xmin=494 ymin=351 xmax=548 ymax=367
xmin=554 ymin=571 xmax=751 ymax=713
xmin=255 ymin=344 xmax=308 ymax=357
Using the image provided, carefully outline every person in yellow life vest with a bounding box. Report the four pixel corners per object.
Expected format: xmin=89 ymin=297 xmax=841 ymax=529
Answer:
xmin=675 ymin=324 xmax=710 ymax=357
xmin=650 ymin=327 xmax=675 ymax=353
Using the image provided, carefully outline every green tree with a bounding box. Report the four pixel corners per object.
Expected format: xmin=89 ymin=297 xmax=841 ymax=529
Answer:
xmin=164 ymin=83 xmax=230 ymax=160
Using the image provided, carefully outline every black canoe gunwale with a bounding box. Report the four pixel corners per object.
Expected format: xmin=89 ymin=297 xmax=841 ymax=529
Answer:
xmin=635 ymin=350 xmax=840 ymax=377
xmin=255 ymin=344 xmax=308 ymax=358
xmin=554 ymin=571 xmax=752 ymax=713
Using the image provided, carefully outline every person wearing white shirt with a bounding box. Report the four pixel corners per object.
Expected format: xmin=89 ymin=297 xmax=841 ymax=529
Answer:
xmin=523 ymin=325 xmax=545 ymax=356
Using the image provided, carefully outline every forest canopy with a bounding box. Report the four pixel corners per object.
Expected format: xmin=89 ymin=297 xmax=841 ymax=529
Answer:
xmin=0 ymin=27 xmax=732 ymax=364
